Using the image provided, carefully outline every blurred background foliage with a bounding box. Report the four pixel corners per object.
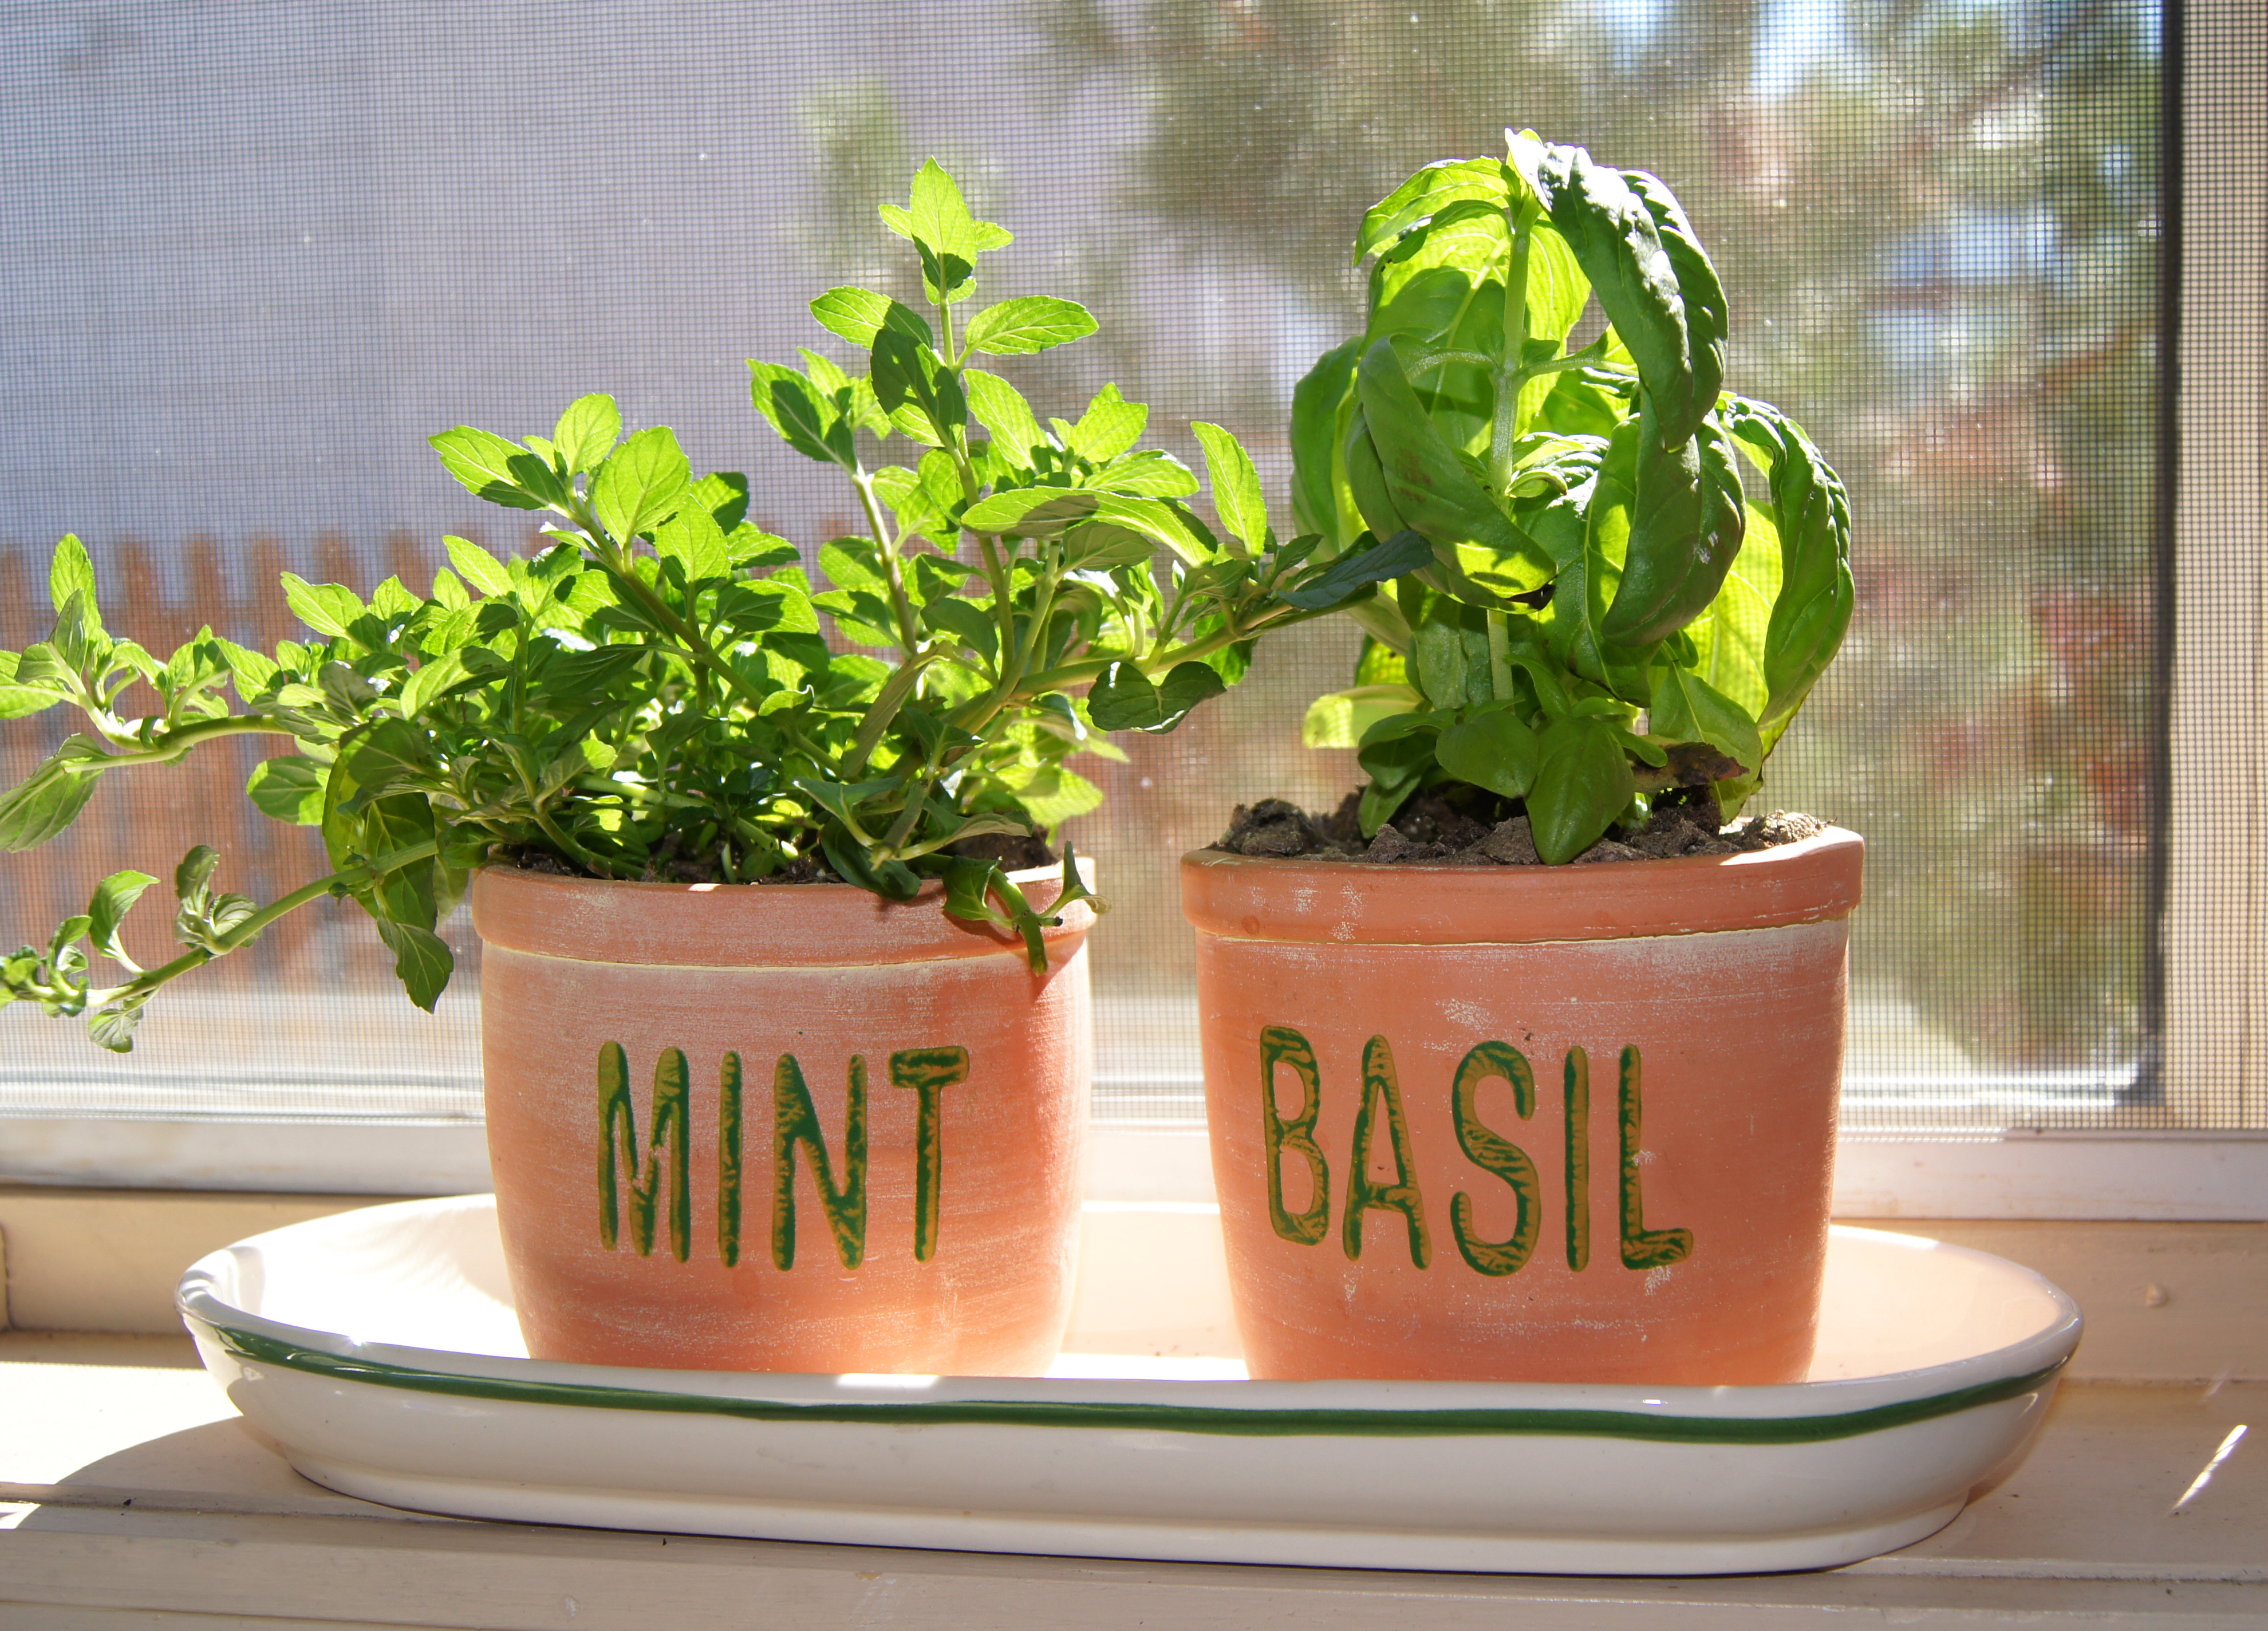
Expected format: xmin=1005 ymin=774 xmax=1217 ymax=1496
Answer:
xmin=0 ymin=0 xmax=2166 ymax=1127
xmin=1013 ymin=0 xmax=2166 ymax=1113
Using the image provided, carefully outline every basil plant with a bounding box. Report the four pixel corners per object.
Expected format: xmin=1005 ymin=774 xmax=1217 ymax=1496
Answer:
xmin=0 ymin=161 xmax=1408 ymax=1050
xmin=1297 ymin=131 xmax=1855 ymax=863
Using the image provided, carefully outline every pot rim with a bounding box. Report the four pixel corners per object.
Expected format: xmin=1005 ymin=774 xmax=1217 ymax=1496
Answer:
xmin=472 ymin=858 xmax=1097 ymax=969
xmin=1180 ymin=825 xmax=1863 ymax=947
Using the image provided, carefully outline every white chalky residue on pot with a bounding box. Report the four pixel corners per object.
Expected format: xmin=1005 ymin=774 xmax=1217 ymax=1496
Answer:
xmin=1332 ymin=880 xmax=1366 ymax=940
xmin=1288 ymin=887 xmax=1319 ymax=917
xmin=1646 ymin=1266 xmax=1678 ymax=1297
xmin=1442 ymin=998 xmax=1492 ymax=1030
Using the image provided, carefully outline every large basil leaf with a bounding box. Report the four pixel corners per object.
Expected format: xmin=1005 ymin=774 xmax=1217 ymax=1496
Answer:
xmin=1646 ymin=663 xmax=1763 ymax=773
xmin=1527 ymin=714 xmax=1636 ymax=865
xmin=1723 ymin=396 xmax=1855 ymax=744
xmin=1289 ymin=338 xmax=1361 ymax=545
xmin=1510 ymin=133 xmax=1721 ymax=449
xmin=1596 ymin=405 xmax=1746 ymax=647
xmin=1435 ymin=707 xmax=1541 ymax=799
xmin=1354 ymin=158 xmax=1513 ymax=261
xmin=1355 ymin=339 xmax=1555 ymax=598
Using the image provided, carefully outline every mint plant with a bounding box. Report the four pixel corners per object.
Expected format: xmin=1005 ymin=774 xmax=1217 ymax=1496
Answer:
xmin=0 ymin=161 xmax=1411 ymax=1050
xmin=1296 ymin=131 xmax=1854 ymax=863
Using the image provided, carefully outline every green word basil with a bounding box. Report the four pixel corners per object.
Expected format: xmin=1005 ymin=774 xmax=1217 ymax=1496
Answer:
xmin=1259 ymin=1026 xmax=1692 ymax=1277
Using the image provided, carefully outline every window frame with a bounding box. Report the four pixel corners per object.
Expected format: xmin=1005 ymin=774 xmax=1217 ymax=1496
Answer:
xmin=1 ymin=0 xmax=2259 ymax=1220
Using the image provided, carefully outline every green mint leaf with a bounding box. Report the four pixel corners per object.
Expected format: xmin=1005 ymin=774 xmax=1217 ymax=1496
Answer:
xmin=443 ymin=536 xmax=512 ymax=597
xmin=960 ymin=487 xmax=1101 ymax=536
xmin=1063 ymin=383 xmax=1146 ymax=463
xmin=748 ymin=361 xmax=852 ymax=466
xmin=174 ymin=844 xmax=221 ymax=901
xmin=962 ymin=296 xmax=1097 ymax=357
xmin=86 ymin=1001 xmax=141 ymax=1053
xmin=1085 ymin=660 xmax=1161 ymax=730
xmin=905 ymin=158 xmax=975 ymax=260
xmin=1003 ymin=764 xmax=1102 ymax=829
xmin=0 ymin=738 xmax=107 ymax=851
xmin=589 ymin=425 xmax=692 ymax=542
xmin=817 ymin=537 xmax=889 ymax=594
xmin=551 ymin=393 xmax=622 ymax=474
xmin=1071 ymin=494 xmax=1211 ymax=566
xmin=13 ymin=644 xmax=70 ymax=690
xmin=0 ymin=683 xmax=66 ymax=720
xmin=86 ymin=869 xmax=158 ymax=966
xmin=963 ymin=369 xmax=1047 ymax=468
xmin=245 ymin=754 xmax=329 ymax=825
xmin=922 ymin=596 xmax=999 ymax=663
xmin=429 ymin=426 xmax=548 ymax=510
xmin=687 ymin=470 xmax=751 ymax=533
xmin=277 ymin=574 xmax=367 ymax=641
xmin=798 ymin=348 xmax=851 ymax=399
xmin=1084 ymin=451 xmax=1199 ymax=498
xmin=428 ymin=566 xmax=471 ymax=611
xmin=870 ymin=332 xmax=967 ymax=447
xmin=653 ymin=502 xmax=730 ymax=585
xmin=374 ymin=919 xmax=453 ymax=1013
xmin=808 ymin=286 xmax=936 ymax=349
xmin=48 ymin=534 xmax=99 ymax=624
xmin=1191 ymin=422 xmax=1268 ymax=554
xmin=46 ymin=914 xmax=92 ymax=967
xmin=1150 ymin=660 xmax=1228 ymax=732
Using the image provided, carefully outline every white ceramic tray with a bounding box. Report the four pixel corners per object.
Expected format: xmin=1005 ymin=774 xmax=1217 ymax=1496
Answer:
xmin=177 ymin=1196 xmax=2081 ymax=1575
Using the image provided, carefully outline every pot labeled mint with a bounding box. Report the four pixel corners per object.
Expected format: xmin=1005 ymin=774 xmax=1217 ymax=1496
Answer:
xmin=1184 ymin=133 xmax=1865 ymax=1387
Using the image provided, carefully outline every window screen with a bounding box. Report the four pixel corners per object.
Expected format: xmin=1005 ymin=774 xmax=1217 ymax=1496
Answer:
xmin=0 ymin=1 xmax=2204 ymax=1145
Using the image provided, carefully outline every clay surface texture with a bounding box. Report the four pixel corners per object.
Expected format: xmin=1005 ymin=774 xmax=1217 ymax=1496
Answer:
xmin=472 ymin=864 xmax=1095 ymax=1374
xmin=1182 ymin=828 xmax=1864 ymax=1384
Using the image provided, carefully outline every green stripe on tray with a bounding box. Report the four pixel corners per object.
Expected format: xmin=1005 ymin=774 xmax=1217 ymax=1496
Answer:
xmin=208 ymin=1323 xmax=2066 ymax=1444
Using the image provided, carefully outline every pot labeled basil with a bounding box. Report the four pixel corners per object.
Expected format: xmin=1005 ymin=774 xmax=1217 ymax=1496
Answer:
xmin=1188 ymin=135 xmax=1865 ymax=1388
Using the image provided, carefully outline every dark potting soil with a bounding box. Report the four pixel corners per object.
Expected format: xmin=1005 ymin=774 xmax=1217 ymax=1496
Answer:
xmin=504 ymin=829 xmax=1059 ymax=887
xmin=1210 ymin=790 xmax=1827 ymax=867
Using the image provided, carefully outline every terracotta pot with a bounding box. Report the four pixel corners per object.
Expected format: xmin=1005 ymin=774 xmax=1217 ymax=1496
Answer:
xmin=470 ymin=864 xmax=1095 ymax=1374
xmin=1182 ymin=829 xmax=1864 ymax=1385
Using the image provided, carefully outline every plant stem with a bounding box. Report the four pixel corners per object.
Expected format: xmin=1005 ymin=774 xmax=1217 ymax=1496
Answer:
xmin=1020 ymin=598 xmax=1331 ymax=698
xmin=842 ymin=651 xmax=938 ymax=781
xmin=1492 ymin=202 xmax=1537 ymax=493
xmin=94 ymin=838 xmax=444 ymax=1008
xmin=90 ymin=713 xmax=299 ymax=765
xmin=1485 ymin=610 xmax=1514 ymax=702
xmin=851 ymin=468 xmax=924 ymax=654
xmin=954 ymin=541 xmax=1060 ymax=738
xmin=564 ymin=505 xmax=774 ymax=717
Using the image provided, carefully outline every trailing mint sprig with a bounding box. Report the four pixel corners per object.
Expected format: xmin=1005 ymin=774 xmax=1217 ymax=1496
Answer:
xmin=0 ymin=160 xmax=1408 ymax=1045
xmin=1296 ymin=132 xmax=1854 ymax=861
